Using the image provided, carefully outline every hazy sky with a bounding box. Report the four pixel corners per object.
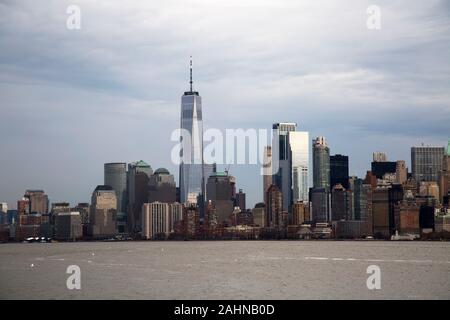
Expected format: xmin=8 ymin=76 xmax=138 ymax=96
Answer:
xmin=1 ymin=0 xmax=449 ymax=209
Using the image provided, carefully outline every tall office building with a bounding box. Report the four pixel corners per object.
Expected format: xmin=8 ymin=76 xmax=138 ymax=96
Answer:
xmin=272 ymin=123 xmax=309 ymax=214
xmin=206 ymin=170 xmax=234 ymax=224
xmin=89 ymin=185 xmax=117 ymax=238
xmin=371 ymin=160 xmax=396 ymax=179
xmin=262 ymin=146 xmax=272 ymax=206
xmin=24 ymin=190 xmax=48 ymax=214
xmin=372 ymin=188 xmax=390 ymax=238
xmin=266 ymin=184 xmax=283 ymax=228
xmin=148 ymin=168 xmax=177 ymax=203
xmin=439 ymin=140 xmax=450 ymax=203
xmin=349 ymin=178 xmax=372 ymax=221
xmin=292 ymin=201 xmax=309 ymax=225
xmin=104 ymin=163 xmax=127 ymax=211
xmin=235 ymin=189 xmax=246 ymax=211
xmin=252 ymin=203 xmax=266 ymax=228
xmin=141 ymin=202 xmax=170 ymax=240
xmin=72 ymin=202 xmax=90 ymax=229
xmin=411 ymin=146 xmax=444 ymax=183
xmin=272 ymin=123 xmax=297 ymax=211
xmin=0 ymin=203 xmax=7 ymax=226
xmin=179 ymin=58 xmax=213 ymax=206
xmin=330 ymin=155 xmax=349 ymax=189
xmin=169 ymin=202 xmax=183 ymax=233
xmin=127 ymin=160 xmax=153 ymax=234
xmin=395 ymin=160 xmax=408 ymax=184
xmin=104 ymin=162 xmax=127 ymax=233
xmin=55 ymin=212 xmax=83 ymax=241
xmin=290 ymin=131 xmax=309 ymax=203
xmin=331 ymin=184 xmax=351 ymax=221
xmin=312 ymin=137 xmax=330 ymax=222
xmin=313 ymin=137 xmax=330 ymax=190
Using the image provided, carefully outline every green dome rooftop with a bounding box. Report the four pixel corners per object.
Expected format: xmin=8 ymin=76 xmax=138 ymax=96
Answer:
xmin=155 ymin=168 xmax=170 ymax=175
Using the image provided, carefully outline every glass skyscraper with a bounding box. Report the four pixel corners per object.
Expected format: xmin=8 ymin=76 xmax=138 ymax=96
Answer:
xmin=312 ymin=136 xmax=330 ymax=222
xmin=272 ymin=123 xmax=297 ymax=211
xmin=289 ymin=131 xmax=309 ymax=202
xmin=104 ymin=162 xmax=127 ymax=233
xmin=272 ymin=123 xmax=309 ymax=217
xmin=313 ymin=136 xmax=330 ymax=190
xmin=330 ymin=154 xmax=349 ymax=189
xmin=411 ymin=146 xmax=444 ymax=183
xmin=179 ymin=58 xmax=212 ymax=206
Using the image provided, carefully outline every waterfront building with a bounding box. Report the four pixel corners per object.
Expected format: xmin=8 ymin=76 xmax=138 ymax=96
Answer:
xmin=252 ymin=203 xmax=266 ymax=228
xmin=55 ymin=212 xmax=83 ymax=241
xmin=148 ymin=168 xmax=177 ymax=203
xmin=104 ymin=162 xmax=127 ymax=233
xmin=127 ymin=160 xmax=153 ymax=234
xmin=141 ymin=202 xmax=170 ymax=240
xmin=179 ymin=58 xmax=213 ymax=205
xmin=89 ymin=185 xmax=117 ymax=238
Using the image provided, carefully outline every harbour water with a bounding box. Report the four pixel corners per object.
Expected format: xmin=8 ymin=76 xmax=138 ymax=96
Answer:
xmin=0 ymin=241 xmax=449 ymax=299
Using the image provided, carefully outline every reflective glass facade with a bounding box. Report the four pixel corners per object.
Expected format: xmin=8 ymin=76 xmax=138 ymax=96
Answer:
xmin=289 ymin=131 xmax=309 ymax=202
xmin=411 ymin=146 xmax=444 ymax=183
xmin=179 ymin=92 xmax=206 ymax=203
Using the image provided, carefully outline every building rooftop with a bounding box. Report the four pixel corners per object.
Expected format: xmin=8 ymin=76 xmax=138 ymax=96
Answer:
xmin=131 ymin=160 xmax=151 ymax=167
xmin=94 ymin=185 xmax=114 ymax=191
xmin=209 ymin=171 xmax=228 ymax=177
xmin=154 ymin=168 xmax=170 ymax=175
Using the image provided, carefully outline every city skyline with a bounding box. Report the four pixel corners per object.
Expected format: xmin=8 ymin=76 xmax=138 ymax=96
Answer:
xmin=1 ymin=0 xmax=450 ymax=209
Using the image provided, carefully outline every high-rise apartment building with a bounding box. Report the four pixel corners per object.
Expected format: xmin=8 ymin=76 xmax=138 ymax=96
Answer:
xmin=141 ymin=202 xmax=170 ymax=240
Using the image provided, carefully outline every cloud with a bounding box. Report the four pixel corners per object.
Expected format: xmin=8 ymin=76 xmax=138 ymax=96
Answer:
xmin=0 ymin=0 xmax=449 ymax=208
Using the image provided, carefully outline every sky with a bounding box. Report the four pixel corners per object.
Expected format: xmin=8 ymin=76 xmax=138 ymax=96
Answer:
xmin=1 ymin=0 xmax=449 ymax=209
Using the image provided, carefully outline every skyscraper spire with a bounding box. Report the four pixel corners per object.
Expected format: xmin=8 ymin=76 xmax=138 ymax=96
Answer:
xmin=189 ymin=56 xmax=193 ymax=92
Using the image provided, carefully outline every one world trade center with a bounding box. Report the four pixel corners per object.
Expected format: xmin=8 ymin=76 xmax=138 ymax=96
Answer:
xmin=179 ymin=58 xmax=212 ymax=207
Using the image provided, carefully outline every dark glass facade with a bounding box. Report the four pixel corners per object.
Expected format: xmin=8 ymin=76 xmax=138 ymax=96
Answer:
xmin=330 ymin=154 xmax=349 ymax=189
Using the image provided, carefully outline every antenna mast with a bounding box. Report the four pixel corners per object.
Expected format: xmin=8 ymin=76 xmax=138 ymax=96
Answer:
xmin=189 ymin=56 xmax=193 ymax=92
